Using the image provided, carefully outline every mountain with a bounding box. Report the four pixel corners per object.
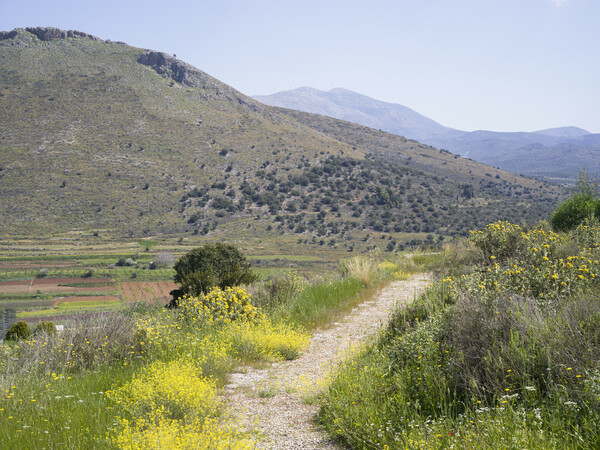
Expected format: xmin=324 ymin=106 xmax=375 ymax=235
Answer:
xmin=254 ymin=88 xmax=599 ymax=182
xmin=534 ymin=127 xmax=591 ymax=138
xmin=0 ymin=27 xmax=563 ymax=247
xmin=254 ymin=87 xmax=461 ymax=143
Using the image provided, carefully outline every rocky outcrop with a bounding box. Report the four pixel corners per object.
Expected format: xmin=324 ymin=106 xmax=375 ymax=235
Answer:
xmin=24 ymin=27 xmax=100 ymax=42
xmin=137 ymin=51 xmax=210 ymax=88
xmin=0 ymin=30 xmax=17 ymax=41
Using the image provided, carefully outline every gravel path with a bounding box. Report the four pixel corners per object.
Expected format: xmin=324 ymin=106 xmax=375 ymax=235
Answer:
xmin=223 ymin=275 xmax=431 ymax=449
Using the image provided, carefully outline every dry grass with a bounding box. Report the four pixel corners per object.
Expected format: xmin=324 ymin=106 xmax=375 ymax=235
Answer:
xmin=339 ymin=255 xmax=379 ymax=287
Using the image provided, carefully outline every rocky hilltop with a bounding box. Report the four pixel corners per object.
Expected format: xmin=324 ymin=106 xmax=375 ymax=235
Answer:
xmin=0 ymin=26 xmax=100 ymax=42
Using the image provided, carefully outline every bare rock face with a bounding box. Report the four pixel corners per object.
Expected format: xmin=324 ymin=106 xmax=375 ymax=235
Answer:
xmin=0 ymin=29 xmax=37 ymax=47
xmin=137 ymin=51 xmax=209 ymax=88
xmin=24 ymin=27 xmax=100 ymax=42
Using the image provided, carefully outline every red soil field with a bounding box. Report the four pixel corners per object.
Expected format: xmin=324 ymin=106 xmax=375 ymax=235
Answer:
xmin=120 ymin=281 xmax=177 ymax=303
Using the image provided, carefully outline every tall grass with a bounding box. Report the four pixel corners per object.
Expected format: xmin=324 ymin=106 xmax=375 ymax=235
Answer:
xmin=271 ymin=277 xmax=366 ymax=328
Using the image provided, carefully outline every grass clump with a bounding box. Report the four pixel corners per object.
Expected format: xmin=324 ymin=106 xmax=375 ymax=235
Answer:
xmin=340 ymin=255 xmax=380 ymax=287
xmin=271 ymin=276 xmax=366 ymax=328
xmin=319 ymin=219 xmax=600 ymax=449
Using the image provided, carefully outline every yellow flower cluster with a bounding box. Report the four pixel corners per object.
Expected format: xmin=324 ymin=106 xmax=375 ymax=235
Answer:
xmin=111 ymin=416 xmax=254 ymax=450
xmin=106 ymin=359 xmax=219 ymax=424
xmin=107 ymin=359 xmax=253 ymax=449
xmin=379 ymin=261 xmax=399 ymax=271
xmin=225 ymin=319 xmax=310 ymax=361
xmin=177 ymin=287 xmax=262 ymax=326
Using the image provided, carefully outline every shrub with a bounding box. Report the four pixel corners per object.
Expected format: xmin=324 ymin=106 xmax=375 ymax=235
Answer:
xmin=4 ymin=321 xmax=31 ymax=341
xmin=33 ymin=321 xmax=56 ymax=336
xmin=470 ymin=220 xmax=525 ymax=263
xmin=551 ymin=193 xmax=598 ymax=232
xmin=176 ymin=287 xmax=262 ymax=326
xmin=35 ymin=268 xmax=48 ymax=278
xmin=174 ymin=243 xmax=257 ymax=295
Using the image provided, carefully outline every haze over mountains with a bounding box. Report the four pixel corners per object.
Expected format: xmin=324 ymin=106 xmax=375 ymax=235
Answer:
xmin=0 ymin=27 xmax=563 ymax=244
xmin=254 ymin=88 xmax=600 ymax=182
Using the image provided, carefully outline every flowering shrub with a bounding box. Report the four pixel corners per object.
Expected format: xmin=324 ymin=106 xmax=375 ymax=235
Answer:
xmin=320 ymin=219 xmax=600 ymax=449
xmin=135 ymin=286 xmax=310 ymax=365
xmin=110 ymin=416 xmax=254 ymax=450
xmin=107 ymin=360 xmax=218 ymax=425
xmin=176 ymin=287 xmax=262 ymax=326
xmin=107 ymin=359 xmax=254 ymax=449
xmin=447 ymin=220 xmax=600 ymax=304
xmin=469 ymin=220 xmax=527 ymax=263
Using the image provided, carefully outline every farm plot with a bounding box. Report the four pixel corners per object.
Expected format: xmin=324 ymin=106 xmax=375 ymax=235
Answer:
xmin=119 ymin=281 xmax=177 ymax=304
xmin=0 ymin=260 xmax=78 ymax=269
xmin=0 ymin=278 xmax=115 ymax=294
xmin=0 ymin=277 xmax=121 ymax=323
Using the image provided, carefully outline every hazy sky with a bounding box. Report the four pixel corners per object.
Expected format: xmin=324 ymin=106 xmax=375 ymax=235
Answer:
xmin=2 ymin=0 xmax=599 ymax=133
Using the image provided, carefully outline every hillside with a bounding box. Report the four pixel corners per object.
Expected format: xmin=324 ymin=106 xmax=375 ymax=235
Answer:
xmin=0 ymin=27 xmax=564 ymax=246
xmin=255 ymin=87 xmax=599 ymax=182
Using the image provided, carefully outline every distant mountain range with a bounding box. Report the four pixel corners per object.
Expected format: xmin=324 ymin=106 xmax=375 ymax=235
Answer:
xmin=254 ymin=88 xmax=600 ymax=182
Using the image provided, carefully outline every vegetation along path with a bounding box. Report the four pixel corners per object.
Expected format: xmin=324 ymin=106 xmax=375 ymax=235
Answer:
xmin=224 ymin=274 xmax=431 ymax=449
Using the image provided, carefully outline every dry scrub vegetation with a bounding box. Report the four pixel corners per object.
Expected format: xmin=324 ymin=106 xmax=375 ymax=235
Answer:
xmin=319 ymin=219 xmax=600 ymax=449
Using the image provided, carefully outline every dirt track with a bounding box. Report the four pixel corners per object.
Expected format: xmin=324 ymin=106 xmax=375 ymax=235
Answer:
xmin=224 ymin=275 xmax=431 ymax=449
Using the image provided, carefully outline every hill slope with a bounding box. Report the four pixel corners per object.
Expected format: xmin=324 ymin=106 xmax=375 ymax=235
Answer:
xmin=255 ymin=88 xmax=599 ymax=181
xmin=0 ymin=28 xmax=563 ymax=246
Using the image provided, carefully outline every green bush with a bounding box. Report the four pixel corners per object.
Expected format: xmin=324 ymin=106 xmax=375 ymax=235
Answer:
xmin=174 ymin=243 xmax=257 ymax=295
xmin=5 ymin=321 xmax=31 ymax=341
xmin=33 ymin=321 xmax=56 ymax=336
xmin=551 ymin=193 xmax=598 ymax=232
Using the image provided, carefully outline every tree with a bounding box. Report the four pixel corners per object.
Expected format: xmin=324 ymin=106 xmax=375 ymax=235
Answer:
xmin=551 ymin=169 xmax=600 ymax=232
xmin=575 ymin=168 xmax=599 ymax=198
xmin=173 ymin=243 xmax=257 ymax=296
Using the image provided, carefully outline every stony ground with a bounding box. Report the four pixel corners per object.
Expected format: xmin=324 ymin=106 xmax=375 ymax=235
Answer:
xmin=223 ymin=275 xmax=432 ymax=449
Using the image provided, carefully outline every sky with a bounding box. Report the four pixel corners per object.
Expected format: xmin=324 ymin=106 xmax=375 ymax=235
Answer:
xmin=2 ymin=0 xmax=599 ymax=133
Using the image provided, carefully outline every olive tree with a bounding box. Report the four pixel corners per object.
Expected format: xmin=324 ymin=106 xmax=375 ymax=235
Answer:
xmin=173 ymin=243 xmax=257 ymax=296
